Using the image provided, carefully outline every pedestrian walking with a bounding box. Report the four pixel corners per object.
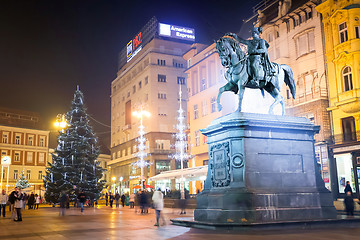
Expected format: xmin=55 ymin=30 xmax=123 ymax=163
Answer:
xmin=0 ymin=189 xmax=8 ymax=217
xmin=14 ymin=188 xmax=24 ymax=221
xmin=344 ymin=191 xmax=354 ymax=216
xmin=115 ymin=192 xmax=120 ymax=208
xmin=77 ymin=190 xmax=86 ymax=213
xmin=129 ymin=193 xmax=135 ymax=209
xmin=28 ymin=192 xmax=35 ymax=210
xmin=8 ymin=187 xmax=18 ymax=220
xmin=121 ymin=193 xmax=125 ymax=207
xmin=105 ymin=192 xmax=108 ymax=206
xmin=59 ymin=192 xmax=68 ymax=216
xmin=109 ymin=193 xmax=114 ymax=208
xmin=344 ymin=181 xmax=353 ymax=195
xmin=34 ymin=194 xmax=40 ymax=209
xmin=152 ymin=188 xmax=165 ymax=226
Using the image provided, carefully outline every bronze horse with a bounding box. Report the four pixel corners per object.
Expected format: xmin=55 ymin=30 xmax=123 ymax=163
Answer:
xmin=216 ymin=36 xmax=296 ymax=115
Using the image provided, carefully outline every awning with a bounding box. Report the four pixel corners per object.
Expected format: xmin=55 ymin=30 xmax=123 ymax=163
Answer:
xmin=149 ymin=165 xmax=208 ymax=181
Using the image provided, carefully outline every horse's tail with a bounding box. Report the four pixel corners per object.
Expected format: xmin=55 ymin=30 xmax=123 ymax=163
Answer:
xmin=281 ymin=64 xmax=296 ymax=99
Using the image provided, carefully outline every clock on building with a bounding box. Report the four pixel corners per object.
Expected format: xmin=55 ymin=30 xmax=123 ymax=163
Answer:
xmin=1 ymin=156 xmax=11 ymax=167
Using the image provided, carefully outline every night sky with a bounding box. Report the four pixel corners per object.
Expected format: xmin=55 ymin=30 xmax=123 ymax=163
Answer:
xmin=0 ymin=0 xmax=260 ymax=146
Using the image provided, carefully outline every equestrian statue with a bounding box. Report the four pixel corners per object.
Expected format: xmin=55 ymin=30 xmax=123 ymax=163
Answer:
xmin=216 ymin=26 xmax=296 ymax=115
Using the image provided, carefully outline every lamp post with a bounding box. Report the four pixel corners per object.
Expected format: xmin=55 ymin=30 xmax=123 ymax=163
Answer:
xmin=132 ymin=107 xmax=150 ymax=191
xmin=170 ymin=87 xmax=191 ymax=199
xmin=1 ymin=156 xmax=11 ymax=192
xmin=54 ymin=114 xmax=68 ymax=132
xmin=112 ymin=176 xmax=116 ymax=193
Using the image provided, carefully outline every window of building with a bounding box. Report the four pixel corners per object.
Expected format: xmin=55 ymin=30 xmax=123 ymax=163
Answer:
xmin=28 ymin=136 xmax=33 ymax=146
xmin=307 ymin=9 xmax=312 ymax=19
xmin=203 ymin=160 xmax=209 ymax=165
xmin=14 ymin=170 xmax=18 ymax=180
xmin=286 ymin=21 xmax=290 ymax=32
xmin=138 ymin=81 xmax=142 ymax=89
xmin=145 ymin=76 xmax=148 ymax=85
xmin=39 ymin=137 xmax=45 ymax=147
xmin=295 ymin=30 xmax=315 ymax=57
xmin=158 ymin=107 xmax=167 ymax=116
xmin=38 ymin=171 xmax=43 ymax=180
xmin=38 ymin=153 xmax=44 ymax=163
xmin=158 ymin=74 xmax=166 ymax=82
xmin=202 ymin=100 xmax=207 ymax=116
xmin=203 ymin=136 xmax=208 ymax=144
xmin=342 ymin=117 xmax=356 ymax=142
xmin=342 ymin=66 xmax=353 ymax=91
xmin=155 ymin=160 xmax=170 ymax=174
xmin=26 ymin=170 xmax=31 ymax=179
xmin=157 ymin=59 xmax=166 ymax=66
xmin=195 ymin=131 xmax=200 ymax=146
xmin=133 ymin=85 xmax=136 ymax=94
xmin=200 ymin=78 xmax=207 ymax=91
xmin=268 ymin=32 xmax=273 ymax=42
xmin=2 ymin=132 xmax=8 ymax=143
xmin=14 ymin=152 xmax=20 ymax=162
xmin=276 ymin=31 xmax=279 ymax=38
xmin=194 ymin=104 xmax=199 ymax=119
xmin=286 ymin=89 xmax=290 ymax=99
xmin=211 ymin=97 xmax=216 ymax=113
xmin=127 ymin=91 xmax=130 ymax=98
xmin=15 ymin=135 xmax=21 ymax=145
xmin=26 ymin=152 xmax=33 ymax=163
xmin=187 ymin=59 xmax=191 ymax=68
xmin=355 ymin=26 xmax=359 ymax=39
xmin=158 ymin=93 xmax=167 ymax=99
xmin=339 ymin=22 xmax=348 ymax=43
xmin=177 ymin=77 xmax=186 ymax=85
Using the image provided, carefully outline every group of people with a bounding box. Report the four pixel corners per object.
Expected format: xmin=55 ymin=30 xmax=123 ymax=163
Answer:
xmin=104 ymin=189 xmax=166 ymax=226
xmin=0 ymin=187 xmax=42 ymax=221
xmin=105 ymin=192 xmax=127 ymax=208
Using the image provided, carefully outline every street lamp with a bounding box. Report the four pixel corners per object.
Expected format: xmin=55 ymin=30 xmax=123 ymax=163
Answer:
xmin=132 ymin=107 xmax=150 ymax=191
xmin=1 ymin=156 xmax=11 ymax=192
xmin=112 ymin=176 xmax=116 ymax=193
xmin=54 ymin=114 xmax=68 ymax=132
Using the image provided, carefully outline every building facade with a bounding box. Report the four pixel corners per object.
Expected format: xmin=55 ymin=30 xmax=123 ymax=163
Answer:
xmin=256 ymin=0 xmax=332 ymax=189
xmin=109 ymin=17 xmax=194 ymax=193
xmin=316 ymin=0 xmax=360 ymax=197
xmin=183 ymin=43 xmax=239 ymax=194
xmin=0 ymin=108 xmax=49 ymax=195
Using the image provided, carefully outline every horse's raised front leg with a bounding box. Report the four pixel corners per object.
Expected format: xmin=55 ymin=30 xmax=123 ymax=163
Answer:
xmin=217 ymin=86 xmax=225 ymax=112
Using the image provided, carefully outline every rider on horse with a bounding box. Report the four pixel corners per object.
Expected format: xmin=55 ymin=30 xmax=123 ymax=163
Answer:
xmin=226 ymin=27 xmax=276 ymax=88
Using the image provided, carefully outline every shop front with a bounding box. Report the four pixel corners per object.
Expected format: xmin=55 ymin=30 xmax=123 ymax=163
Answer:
xmin=330 ymin=143 xmax=360 ymax=198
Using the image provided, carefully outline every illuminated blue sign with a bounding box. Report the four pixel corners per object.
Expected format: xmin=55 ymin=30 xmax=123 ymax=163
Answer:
xmin=159 ymin=23 xmax=195 ymax=41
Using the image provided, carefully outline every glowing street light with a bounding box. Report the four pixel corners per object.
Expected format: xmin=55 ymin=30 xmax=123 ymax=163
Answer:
xmin=132 ymin=107 xmax=150 ymax=191
xmin=54 ymin=114 xmax=68 ymax=132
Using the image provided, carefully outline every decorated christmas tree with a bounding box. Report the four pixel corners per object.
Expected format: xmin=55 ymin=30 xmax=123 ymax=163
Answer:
xmin=44 ymin=87 xmax=105 ymax=203
xmin=15 ymin=169 xmax=31 ymax=189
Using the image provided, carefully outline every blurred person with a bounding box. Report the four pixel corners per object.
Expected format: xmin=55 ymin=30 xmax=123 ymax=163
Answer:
xmin=121 ymin=193 xmax=125 ymax=207
xmin=34 ymin=194 xmax=41 ymax=209
xmin=28 ymin=192 xmax=35 ymax=210
xmin=8 ymin=187 xmax=18 ymax=220
xmin=59 ymin=192 xmax=68 ymax=216
xmin=105 ymin=192 xmax=109 ymax=206
xmin=344 ymin=191 xmax=354 ymax=216
xmin=115 ymin=192 xmax=120 ymax=208
xmin=0 ymin=189 xmax=8 ymax=217
xmin=344 ymin=181 xmax=353 ymax=195
xmin=129 ymin=192 xmax=135 ymax=209
xmin=152 ymin=188 xmax=165 ymax=226
xmin=14 ymin=188 xmax=24 ymax=221
xmin=140 ymin=190 xmax=148 ymax=214
xmin=109 ymin=193 xmax=114 ymax=208
xmin=77 ymin=190 xmax=86 ymax=213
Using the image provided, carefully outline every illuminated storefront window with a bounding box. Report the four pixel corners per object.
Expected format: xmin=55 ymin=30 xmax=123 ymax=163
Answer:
xmin=335 ymin=153 xmax=354 ymax=194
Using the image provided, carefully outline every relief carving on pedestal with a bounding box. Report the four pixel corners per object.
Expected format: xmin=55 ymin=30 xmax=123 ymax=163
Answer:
xmin=210 ymin=142 xmax=231 ymax=187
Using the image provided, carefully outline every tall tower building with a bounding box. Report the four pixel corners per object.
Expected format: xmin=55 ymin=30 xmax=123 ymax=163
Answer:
xmin=316 ymin=0 xmax=360 ymax=198
xmin=109 ymin=17 xmax=194 ymax=192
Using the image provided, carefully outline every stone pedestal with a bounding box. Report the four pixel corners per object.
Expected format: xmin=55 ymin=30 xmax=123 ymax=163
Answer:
xmin=194 ymin=112 xmax=337 ymax=223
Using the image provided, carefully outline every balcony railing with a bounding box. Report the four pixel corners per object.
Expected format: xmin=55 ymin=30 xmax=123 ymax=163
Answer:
xmin=329 ymin=131 xmax=360 ymax=145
